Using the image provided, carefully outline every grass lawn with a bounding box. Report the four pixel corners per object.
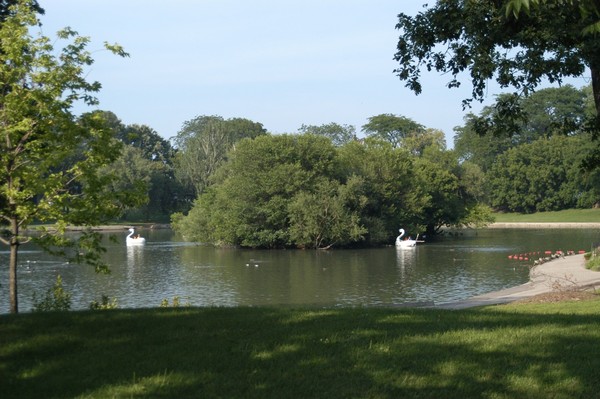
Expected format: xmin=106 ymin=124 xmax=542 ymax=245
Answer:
xmin=493 ymin=208 xmax=600 ymax=223
xmin=2 ymin=300 xmax=600 ymax=399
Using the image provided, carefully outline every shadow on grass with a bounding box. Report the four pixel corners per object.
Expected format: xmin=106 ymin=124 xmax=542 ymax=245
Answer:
xmin=1 ymin=305 xmax=600 ymax=398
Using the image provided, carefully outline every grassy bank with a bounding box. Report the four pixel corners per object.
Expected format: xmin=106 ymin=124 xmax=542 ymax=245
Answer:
xmin=2 ymin=301 xmax=600 ymax=398
xmin=493 ymin=208 xmax=600 ymax=223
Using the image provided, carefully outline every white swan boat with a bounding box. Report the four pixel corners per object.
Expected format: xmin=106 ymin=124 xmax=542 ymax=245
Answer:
xmin=395 ymin=228 xmax=422 ymax=249
xmin=126 ymin=228 xmax=146 ymax=246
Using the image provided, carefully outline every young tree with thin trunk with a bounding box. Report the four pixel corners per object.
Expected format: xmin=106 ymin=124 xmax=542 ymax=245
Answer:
xmin=0 ymin=0 xmax=130 ymax=313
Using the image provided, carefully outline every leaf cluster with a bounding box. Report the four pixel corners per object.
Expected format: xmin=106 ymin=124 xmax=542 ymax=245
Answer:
xmin=394 ymin=0 xmax=597 ymax=109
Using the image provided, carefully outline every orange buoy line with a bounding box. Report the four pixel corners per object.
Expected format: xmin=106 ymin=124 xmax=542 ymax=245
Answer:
xmin=507 ymin=249 xmax=586 ymax=263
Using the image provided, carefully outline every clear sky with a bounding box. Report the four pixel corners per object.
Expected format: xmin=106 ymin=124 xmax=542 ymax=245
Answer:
xmin=38 ymin=1 xmax=590 ymax=146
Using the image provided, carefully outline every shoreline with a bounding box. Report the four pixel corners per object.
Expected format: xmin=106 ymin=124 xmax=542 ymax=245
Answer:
xmin=436 ymin=253 xmax=600 ymax=309
xmin=489 ymin=222 xmax=600 ymax=229
xmin=26 ymin=224 xmax=171 ymax=232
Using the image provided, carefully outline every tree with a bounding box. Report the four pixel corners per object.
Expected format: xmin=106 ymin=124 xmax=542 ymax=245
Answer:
xmin=0 ymin=0 xmax=129 ymax=313
xmin=401 ymin=128 xmax=446 ymax=156
xmin=454 ymin=112 xmax=514 ymax=172
xmin=361 ymin=114 xmax=424 ymax=148
xmin=394 ymin=1 xmax=600 ymax=118
xmin=99 ymin=146 xmax=153 ymax=217
xmin=82 ymin=111 xmax=183 ymax=220
xmin=505 ymin=0 xmax=600 ymax=34
xmin=454 ymin=85 xmax=589 ymax=171
xmin=172 ymin=115 xmax=266 ymax=200
xmin=0 ymin=0 xmax=43 ymax=20
xmin=521 ymin=85 xmax=589 ymax=137
xmin=298 ymin=122 xmax=357 ymax=146
xmin=487 ymin=136 xmax=592 ymax=212
xmin=336 ymin=138 xmax=426 ymax=243
xmin=173 ymin=134 xmax=354 ymax=248
xmin=287 ymin=176 xmax=367 ymax=249
xmin=120 ymin=122 xmax=175 ymax=164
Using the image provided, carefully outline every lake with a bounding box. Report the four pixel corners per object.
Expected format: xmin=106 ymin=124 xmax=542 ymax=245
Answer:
xmin=1 ymin=228 xmax=599 ymax=313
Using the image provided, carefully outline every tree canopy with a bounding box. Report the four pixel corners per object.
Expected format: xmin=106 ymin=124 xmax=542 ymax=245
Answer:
xmin=361 ymin=114 xmax=424 ymax=149
xmin=298 ymin=122 xmax=357 ymax=146
xmin=172 ymin=115 xmax=267 ymax=200
xmin=394 ymin=0 xmax=600 ymax=118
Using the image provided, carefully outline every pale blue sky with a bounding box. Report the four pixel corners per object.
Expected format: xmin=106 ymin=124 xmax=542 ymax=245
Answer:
xmin=39 ymin=1 xmax=589 ymax=146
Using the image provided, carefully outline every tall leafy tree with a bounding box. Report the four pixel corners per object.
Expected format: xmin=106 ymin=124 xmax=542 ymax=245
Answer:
xmin=394 ymin=1 xmax=600 ymax=120
xmin=487 ymin=136 xmax=592 ymax=212
xmin=521 ymin=85 xmax=589 ymax=137
xmin=172 ymin=115 xmax=266 ymax=200
xmin=120 ymin=122 xmax=175 ymax=164
xmin=361 ymin=114 xmax=424 ymax=149
xmin=84 ymin=111 xmax=182 ymax=220
xmin=298 ymin=122 xmax=357 ymax=146
xmin=454 ymin=112 xmax=514 ymax=172
xmin=455 ymin=85 xmax=589 ymax=171
xmin=0 ymin=0 xmax=129 ymax=313
xmin=401 ymin=128 xmax=446 ymax=157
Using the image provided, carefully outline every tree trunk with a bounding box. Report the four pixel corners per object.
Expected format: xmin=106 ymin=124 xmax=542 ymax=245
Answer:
xmin=591 ymin=65 xmax=600 ymax=119
xmin=9 ymin=216 xmax=19 ymax=314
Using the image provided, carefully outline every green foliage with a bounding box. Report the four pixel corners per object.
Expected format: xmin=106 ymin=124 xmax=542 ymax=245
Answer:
xmin=32 ymin=275 xmax=72 ymax=312
xmin=505 ymin=0 xmax=600 ymax=35
xmin=488 ymin=136 xmax=591 ymax=212
xmin=174 ymin=134 xmax=351 ymax=247
xmin=173 ymin=115 xmax=267 ymax=198
xmin=287 ymin=177 xmax=368 ymax=249
xmin=0 ymin=1 xmax=133 ymax=313
xmin=214 ymin=134 xmax=341 ymax=248
xmin=172 ymin=131 xmax=486 ymax=247
xmin=586 ymin=255 xmax=600 ymax=270
xmin=585 ymin=246 xmax=600 ymax=270
xmin=336 ymin=138 xmax=427 ymax=241
xmin=92 ymin=110 xmax=183 ymax=221
xmin=298 ymin=122 xmax=357 ymax=146
xmin=160 ymin=296 xmax=190 ymax=308
xmin=455 ymin=86 xmax=590 ymax=172
xmin=90 ymin=295 xmax=118 ymax=310
xmin=414 ymin=150 xmax=464 ymax=233
xmin=361 ymin=113 xmax=424 ymax=148
xmin=395 ymin=1 xmax=598 ymax=108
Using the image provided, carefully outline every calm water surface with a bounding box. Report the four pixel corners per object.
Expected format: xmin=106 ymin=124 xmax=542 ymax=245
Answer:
xmin=2 ymin=228 xmax=599 ymax=313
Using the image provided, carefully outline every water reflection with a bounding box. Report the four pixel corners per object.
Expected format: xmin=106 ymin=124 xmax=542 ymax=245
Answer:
xmin=126 ymin=245 xmax=144 ymax=267
xmin=2 ymin=228 xmax=599 ymax=313
xmin=395 ymin=248 xmax=416 ymax=272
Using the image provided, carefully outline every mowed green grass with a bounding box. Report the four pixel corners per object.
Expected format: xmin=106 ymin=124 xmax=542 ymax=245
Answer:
xmin=494 ymin=208 xmax=600 ymax=223
xmin=2 ymin=300 xmax=600 ymax=399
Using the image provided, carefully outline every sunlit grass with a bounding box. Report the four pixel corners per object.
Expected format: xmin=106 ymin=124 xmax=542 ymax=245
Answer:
xmin=493 ymin=208 xmax=600 ymax=223
xmin=1 ymin=302 xmax=599 ymax=398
